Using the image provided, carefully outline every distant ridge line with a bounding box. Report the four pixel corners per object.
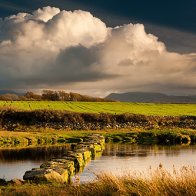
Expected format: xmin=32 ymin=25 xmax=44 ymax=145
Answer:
xmin=106 ymin=92 xmax=196 ymax=103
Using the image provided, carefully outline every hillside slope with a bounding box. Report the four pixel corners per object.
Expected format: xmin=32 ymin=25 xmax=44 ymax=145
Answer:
xmin=106 ymin=92 xmax=196 ymax=103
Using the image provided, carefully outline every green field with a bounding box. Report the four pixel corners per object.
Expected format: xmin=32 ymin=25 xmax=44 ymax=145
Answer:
xmin=0 ymin=101 xmax=196 ymax=116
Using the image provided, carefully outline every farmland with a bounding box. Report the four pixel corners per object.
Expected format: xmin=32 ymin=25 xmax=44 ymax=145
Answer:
xmin=0 ymin=101 xmax=196 ymax=116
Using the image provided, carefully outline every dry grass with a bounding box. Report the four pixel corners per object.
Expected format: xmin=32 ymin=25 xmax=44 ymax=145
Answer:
xmin=1 ymin=167 xmax=196 ymax=196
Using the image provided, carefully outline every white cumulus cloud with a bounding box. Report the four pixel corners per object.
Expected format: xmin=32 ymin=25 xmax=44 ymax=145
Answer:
xmin=0 ymin=6 xmax=195 ymax=95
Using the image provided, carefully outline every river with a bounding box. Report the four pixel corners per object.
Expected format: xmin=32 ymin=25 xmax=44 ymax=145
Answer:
xmin=0 ymin=144 xmax=196 ymax=182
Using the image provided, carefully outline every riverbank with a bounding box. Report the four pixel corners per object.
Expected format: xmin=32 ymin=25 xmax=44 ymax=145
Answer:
xmin=1 ymin=167 xmax=196 ymax=196
xmin=1 ymin=128 xmax=196 ymax=148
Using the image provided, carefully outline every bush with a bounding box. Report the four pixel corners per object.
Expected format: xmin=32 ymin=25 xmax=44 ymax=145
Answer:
xmin=0 ymin=109 xmax=196 ymax=130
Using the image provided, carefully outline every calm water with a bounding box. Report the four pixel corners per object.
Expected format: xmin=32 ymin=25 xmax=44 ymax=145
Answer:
xmin=0 ymin=145 xmax=71 ymax=180
xmin=79 ymin=144 xmax=196 ymax=183
xmin=0 ymin=144 xmax=196 ymax=181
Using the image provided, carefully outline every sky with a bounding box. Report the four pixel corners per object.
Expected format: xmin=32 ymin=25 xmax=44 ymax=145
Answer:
xmin=0 ymin=0 xmax=195 ymax=96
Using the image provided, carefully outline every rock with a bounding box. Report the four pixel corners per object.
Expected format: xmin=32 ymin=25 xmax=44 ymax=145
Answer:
xmin=68 ymin=152 xmax=85 ymax=169
xmin=82 ymin=150 xmax=91 ymax=161
xmin=44 ymin=170 xmax=68 ymax=183
xmin=22 ymin=134 xmax=105 ymax=184
xmin=23 ymin=168 xmax=49 ymax=181
xmin=23 ymin=168 xmax=69 ymax=183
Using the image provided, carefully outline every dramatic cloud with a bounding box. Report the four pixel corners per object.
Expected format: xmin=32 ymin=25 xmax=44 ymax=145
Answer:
xmin=0 ymin=6 xmax=195 ymax=96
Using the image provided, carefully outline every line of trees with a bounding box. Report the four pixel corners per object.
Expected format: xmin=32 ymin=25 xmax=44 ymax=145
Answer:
xmin=0 ymin=90 xmax=114 ymax=102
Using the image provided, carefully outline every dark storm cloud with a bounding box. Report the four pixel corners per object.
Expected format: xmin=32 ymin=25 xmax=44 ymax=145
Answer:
xmin=22 ymin=46 xmax=115 ymax=87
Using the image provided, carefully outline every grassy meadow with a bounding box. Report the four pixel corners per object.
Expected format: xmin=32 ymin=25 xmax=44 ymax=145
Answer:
xmin=0 ymin=101 xmax=196 ymax=116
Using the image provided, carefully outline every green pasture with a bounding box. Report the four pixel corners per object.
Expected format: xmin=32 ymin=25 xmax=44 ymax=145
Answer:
xmin=0 ymin=101 xmax=196 ymax=116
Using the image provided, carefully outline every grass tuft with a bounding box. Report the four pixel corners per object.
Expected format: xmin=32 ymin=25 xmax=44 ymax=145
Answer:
xmin=1 ymin=167 xmax=196 ymax=196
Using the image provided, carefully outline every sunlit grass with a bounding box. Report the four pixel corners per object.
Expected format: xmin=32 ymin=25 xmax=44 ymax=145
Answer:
xmin=0 ymin=128 xmax=195 ymax=149
xmin=1 ymin=166 xmax=196 ymax=196
xmin=0 ymin=101 xmax=196 ymax=116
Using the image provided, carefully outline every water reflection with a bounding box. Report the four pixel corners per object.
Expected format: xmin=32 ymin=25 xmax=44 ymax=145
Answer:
xmin=0 ymin=145 xmax=71 ymax=162
xmin=79 ymin=144 xmax=196 ymax=183
xmin=103 ymin=144 xmax=196 ymax=157
xmin=0 ymin=145 xmax=71 ymax=180
xmin=1 ymin=144 xmax=196 ymax=181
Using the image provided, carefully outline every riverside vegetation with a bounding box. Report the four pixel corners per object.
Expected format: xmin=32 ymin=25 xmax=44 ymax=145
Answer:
xmin=0 ymin=129 xmax=196 ymax=148
xmin=0 ymin=108 xmax=196 ymax=147
xmin=0 ymin=107 xmax=195 ymax=149
xmin=1 ymin=167 xmax=196 ymax=196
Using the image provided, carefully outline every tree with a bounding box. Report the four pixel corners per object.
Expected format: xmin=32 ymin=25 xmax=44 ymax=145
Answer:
xmin=0 ymin=94 xmax=19 ymax=101
xmin=58 ymin=91 xmax=70 ymax=101
xmin=24 ymin=92 xmax=42 ymax=100
xmin=42 ymin=90 xmax=60 ymax=101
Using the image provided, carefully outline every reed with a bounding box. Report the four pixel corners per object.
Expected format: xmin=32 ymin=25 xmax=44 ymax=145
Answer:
xmin=1 ymin=166 xmax=196 ymax=196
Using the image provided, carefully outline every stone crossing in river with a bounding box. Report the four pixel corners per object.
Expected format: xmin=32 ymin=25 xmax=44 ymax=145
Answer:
xmin=23 ymin=134 xmax=105 ymax=183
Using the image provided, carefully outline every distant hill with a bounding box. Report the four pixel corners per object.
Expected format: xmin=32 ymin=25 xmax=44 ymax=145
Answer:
xmin=106 ymin=92 xmax=196 ymax=103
